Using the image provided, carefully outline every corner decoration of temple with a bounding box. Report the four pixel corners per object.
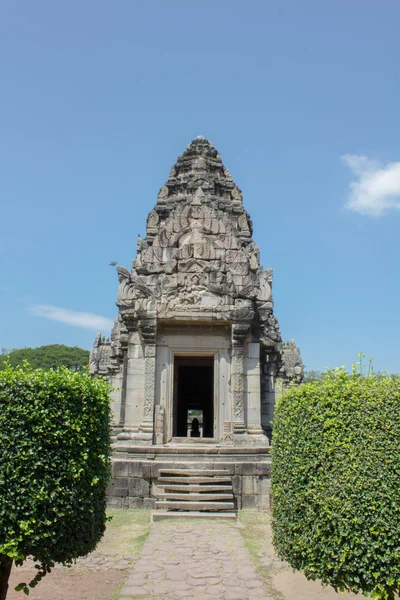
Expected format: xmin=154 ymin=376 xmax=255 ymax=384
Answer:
xmin=90 ymin=136 xmax=303 ymax=446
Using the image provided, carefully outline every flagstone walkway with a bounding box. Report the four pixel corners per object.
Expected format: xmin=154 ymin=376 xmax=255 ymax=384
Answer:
xmin=119 ymin=520 xmax=272 ymax=600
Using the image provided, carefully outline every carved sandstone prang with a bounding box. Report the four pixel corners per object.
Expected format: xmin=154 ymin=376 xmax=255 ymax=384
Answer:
xmin=90 ymin=136 xmax=303 ymax=445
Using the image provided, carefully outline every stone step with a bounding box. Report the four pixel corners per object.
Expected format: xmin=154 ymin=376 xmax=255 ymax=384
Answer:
xmin=157 ymin=492 xmax=234 ymax=501
xmin=152 ymin=511 xmax=237 ymax=522
xmin=162 ymin=484 xmax=233 ymax=492
xmin=155 ymin=500 xmax=235 ymax=511
xmin=158 ymin=469 xmax=231 ymax=477
xmin=158 ymin=476 xmax=231 ymax=484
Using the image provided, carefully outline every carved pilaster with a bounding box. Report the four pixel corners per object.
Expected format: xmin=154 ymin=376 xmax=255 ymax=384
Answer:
xmin=232 ymin=322 xmax=250 ymax=433
xmin=139 ymin=317 xmax=157 ymax=435
xmin=143 ymin=344 xmax=156 ymax=422
xmin=154 ymin=405 xmax=165 ymax=445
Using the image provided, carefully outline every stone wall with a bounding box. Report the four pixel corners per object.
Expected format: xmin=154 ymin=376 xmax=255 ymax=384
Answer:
xmin=107 ymin=459 xmax=271 ymax=511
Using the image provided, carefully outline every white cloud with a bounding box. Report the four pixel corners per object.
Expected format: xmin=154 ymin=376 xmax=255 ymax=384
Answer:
xmin=342 ymin=155 xmax=400 ymax=216
xmin=28 ymin=305 xmax=114 ymax=332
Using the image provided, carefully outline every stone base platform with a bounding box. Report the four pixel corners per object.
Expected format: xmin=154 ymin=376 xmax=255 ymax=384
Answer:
xmin=107 ymin=444 xmax=271 ymax=511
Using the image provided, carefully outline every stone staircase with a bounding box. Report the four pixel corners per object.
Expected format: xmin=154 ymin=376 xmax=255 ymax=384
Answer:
xmin=152 ymin=468 xmax=237 ymax=521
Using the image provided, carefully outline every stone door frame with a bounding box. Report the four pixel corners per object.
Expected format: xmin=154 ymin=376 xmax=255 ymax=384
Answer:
xmin=155 ymin=326 xmax=231 ymax=444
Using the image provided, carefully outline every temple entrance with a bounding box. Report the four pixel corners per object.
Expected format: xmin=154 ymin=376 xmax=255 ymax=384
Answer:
xmin=174 ymin=356 xmax=214 ymax=438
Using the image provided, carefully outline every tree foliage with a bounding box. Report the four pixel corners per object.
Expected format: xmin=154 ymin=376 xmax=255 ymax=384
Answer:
xmin=0 ymin=364 xmax=111 ymax=598
xmin=0 ymin=345 xmax=89 ymax=372
xmin=303 ymin=370 xmax=323 ymax=383
xmin=272 ymin=361 xmax=400 ymax=600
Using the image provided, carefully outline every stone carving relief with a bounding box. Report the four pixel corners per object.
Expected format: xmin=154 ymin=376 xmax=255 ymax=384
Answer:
xmin=116 ymin=266 xmax=153 ymax=312
xmin=157 ymin=185 xmax=169 ymax=202
xmin=237 ymin=213 xmax=248 ymax=231
xmin=258 ymin=268 xmax=273 ymax=302
xmin=143 ymin=353 xmax=156 ymax=418
xmin=231 ymin=185 xmax=242 ymax=204
xmin=146 ymin=209 xmax=159 ymax=236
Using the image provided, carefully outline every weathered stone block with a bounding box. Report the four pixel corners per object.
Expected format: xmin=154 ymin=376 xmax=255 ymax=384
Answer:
xmin=231 ymin=475 xmax=241 ymax=496
xmin=259 ymin=476 xmax=271 ymax=496
xmin=129 ymin=477 xmax=150 ymax=497
xmin=112 ymin=461 xmax=129 ymax=477
xmin=143 ymin=498 xmax=156 ymax=509
xmin=241 ymin=495 xmax=257 ymax=509
xmin=128 ymin=497 xmax=144 ymax=508
xmin=107 ymin=478 xmax=129 ymax=497
xmin=150 ymin=482 xmax=160 ymax=498
xmin=242 ymin=475 xmax=257 ymax=495
xmin=256 ymin=494 xmax=270 ymax=510
xmin=257 ymin=462 xmax=271 ymax=476
xmin=129 ymin=461 xmax=144 ymax=477
xmin=235 ymin=463 xmax=257 ymax=475
xmin=107 ymin=497 xmax=122 ymax=508
xmin=241 ymin=463 xmax=258 ymax=475
xmin=142 ymin=463 xmax=151 ymax=478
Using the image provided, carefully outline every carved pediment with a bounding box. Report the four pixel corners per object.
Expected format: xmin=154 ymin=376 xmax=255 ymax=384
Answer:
xmin=179 ymin=258 xmax=209 ymax=273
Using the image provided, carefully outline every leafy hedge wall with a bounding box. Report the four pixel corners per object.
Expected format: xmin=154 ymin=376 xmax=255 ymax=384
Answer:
xmin=0 ymin=364 xmax=111 ymax=595
xmin=271 ymin=366 xmax=400 ymax=600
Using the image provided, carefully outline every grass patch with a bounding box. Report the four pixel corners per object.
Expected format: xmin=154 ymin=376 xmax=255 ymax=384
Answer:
xmin=97 ymin=509 xmax=151 ymax=558
xmin=105 ymin=579 xmax=128 ymax=600
xmin=238 ymin=510 xmax=284 ymax=600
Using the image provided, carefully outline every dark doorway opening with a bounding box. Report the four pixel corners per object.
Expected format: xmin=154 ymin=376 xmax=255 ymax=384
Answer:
xmin=174 ymin=357 xmax=214 ymax=438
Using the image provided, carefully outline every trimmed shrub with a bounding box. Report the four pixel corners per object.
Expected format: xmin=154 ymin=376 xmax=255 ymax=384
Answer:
xmin=0 ymin=364 xmax=111 ymax=598
xmin=272 ymin=365 xmax=400 ymax=600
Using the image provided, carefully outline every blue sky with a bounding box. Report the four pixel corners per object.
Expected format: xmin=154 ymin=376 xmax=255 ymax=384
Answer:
xmin=1 ymin=0 xmax=399 ymax=373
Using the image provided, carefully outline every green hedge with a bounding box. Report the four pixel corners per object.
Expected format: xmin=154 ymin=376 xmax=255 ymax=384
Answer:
xmin=0 ymin=364 xmax=111 ymax=595
xmin=271 ymin=366 xmax=400 ymax=600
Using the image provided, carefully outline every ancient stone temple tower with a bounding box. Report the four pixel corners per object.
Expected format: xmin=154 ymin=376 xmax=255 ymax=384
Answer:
xmin=91 ymin=137 xmax=303 ymax=513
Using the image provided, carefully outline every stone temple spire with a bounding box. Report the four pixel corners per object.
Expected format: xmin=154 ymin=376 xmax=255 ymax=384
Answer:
xmin=91 ymin=137 xmax=303 ymax=449
xmin=156 ymin=136 xmax=243 ymax=210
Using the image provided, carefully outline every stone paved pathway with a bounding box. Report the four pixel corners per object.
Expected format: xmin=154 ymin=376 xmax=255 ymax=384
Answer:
xmin=119 ymin=520 xmax=273 ymax=600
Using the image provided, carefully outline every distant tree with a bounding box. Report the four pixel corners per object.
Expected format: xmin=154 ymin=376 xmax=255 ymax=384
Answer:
xmin=0 ymin=345 xmax=89 ymax=371
xmin=302 ymin=369 xmax=322 ymax=383
xmin=373 ymin=371 xmax=400 ymax=381
xmin=0 ymin=363 xmax=111 ymax=599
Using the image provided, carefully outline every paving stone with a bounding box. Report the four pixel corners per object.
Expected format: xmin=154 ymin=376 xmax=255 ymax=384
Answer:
xmin=165 ymin=559 xmax=181 ymax=565
xmin=245 ymin=579 xmax=263 ymax=589
xmin=135 ymin=563 xmax=161 ymax=572
xmin=162 ymin=582 xmax=191 ymax=592
xmin=187 ymin=577 xmax=209 ymax=586
xmin=166 ymin=568 xmax=189 ymax=580
xmin=222 ymin=579 xmax=241 ymax=587
xmin=149 ymin=571 xmax=166 ymax=581
xmin=206 ymin=584 xmax=226 ymax=595
xmin=125 ymin=575 xmax=147 ymax=585
xmin=120 ymin=585 xmax=147 ymax=596
xmin=235 ymin=567 xmax=257 ymax=579
xmin=190 ymin=571 xmax=219 ymax=579
xmin=224 ymin=591 xmax=249 ymax=600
